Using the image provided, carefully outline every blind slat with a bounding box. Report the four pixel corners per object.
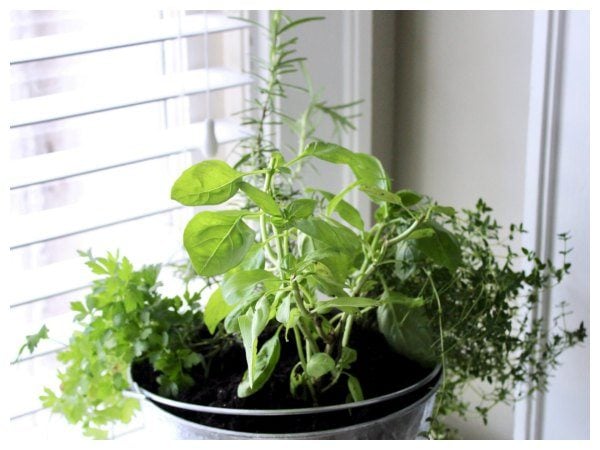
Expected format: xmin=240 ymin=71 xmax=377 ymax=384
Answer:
xmin=10 ymin=120 xmax=246 ymax=189
xmin=10 ymin=403 xmax=145 ymax=439
xmin=11 ymin=258 xmax=90 ymax=307
xmin=10 ymin=200 xmax=183 ymax=250
xmin=11 ymin=242 xmax=186 ymax=307
xmin=10 ymin=14 xmax=247 ymax=64
xmin=10 ymin=67 xmax=252 ymax=128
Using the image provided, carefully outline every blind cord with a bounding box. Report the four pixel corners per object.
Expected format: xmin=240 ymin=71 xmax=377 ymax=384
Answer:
xmin=203 ymin=10 xmax=218 ymax=157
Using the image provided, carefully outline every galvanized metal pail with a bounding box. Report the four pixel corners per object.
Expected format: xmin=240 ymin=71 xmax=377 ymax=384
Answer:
xmin=132 ymin=365 xmax=441 ymax=439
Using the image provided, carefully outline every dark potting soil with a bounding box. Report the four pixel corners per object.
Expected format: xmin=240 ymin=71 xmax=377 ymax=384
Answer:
xmin=131 ymin=324 xmax=438 ymax=434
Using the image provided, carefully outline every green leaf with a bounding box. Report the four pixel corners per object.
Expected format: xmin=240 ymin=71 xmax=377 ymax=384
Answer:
xmin=85 ymin=260 xmax=108 ymax=275
xmin=414 ymin=221 xmax=462 ymax=272
xmin=360 ymin=185 xmax=404 ymax=205
xmin=303 ymin=142 xmax=388 ymax=190
xmin=295 ymin=217 xmax=359 ymax=253
xmin=221 ymin=269 xmax=279 ymax=305
xmin=381 ymin=291 xmax=425 ymax=308
xmin=40 ymin=387 xmax=58 ymax=408
xmin=223 ymin=295 xmax=259 ymax=334
xmin=431 ymin=205 xmax=456 ymax=216
xmin=377 ymin=302 xmax=437 ymax=367
xmin=310 ymin=261 xmax=348 ymax=297
xmin=171 ymin=160 xmax=244 ymax=206
xmin=239 ymin=182 xmax=281 ymax=216
xmin=204 ymin=288 xmax=234 ymax=334
xmin=307 ymin=352 xmax=335 ymax=379
xmin=84 ymin=427 xmax=109 ymax=440
xmin=234 ymin=243 xmax=265 ymax=272
xmin=119 ymin=398 xmax=140 ymax=423
xmin=183 ymin=211 xmax=256 ymax=277
xmin=394 ymin=240 xmax=423 ymax=281
xmin=396 ymin=189 xmax=423 ymax=207
xmin=314 ymin=296 xmax=378 ymax=313
xmin=238 ymin=297 xmax=270 ymax=386
xmin=347 ymin=375 xmax=364 ymax=401
xmin=15 ymin=324 xmax=49 ymax=361
xmin=315 ymin=189 xmax=364 ymax=230
xmin=325 ymin=180 xmax=361 ymax=217
xmin=338 ymin=347 xmax=357 ymax=370
xmin=405 ymin=227 xmax=436 ymax=240
xmin=275 ymin=295 xmax=291 ymax=325
xmin=395 ymin=190 xmax=422 ymax=207
xmin=123 ymin=292 xmax=138 ymax=313
xmin=300 ymin=237 xmax=356 ymax=295
xmin=182 ymin=351 xmax=202 ymax=369
xmin=279 ymin=16 xmax=324 ymax=34
xmin=133 ymin=340 xmax=148 ymax=357
xmin=237 ymin=332 xmax=281 ymax=398
xmin=286 ymin=199 xmax=317 ymax=220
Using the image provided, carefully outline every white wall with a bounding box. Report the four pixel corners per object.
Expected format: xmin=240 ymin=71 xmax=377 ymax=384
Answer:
xmin=394 ymin=11 xmax=534 ymax=439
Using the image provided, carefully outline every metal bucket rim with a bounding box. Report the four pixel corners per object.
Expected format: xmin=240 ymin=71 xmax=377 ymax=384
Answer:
xmin=141 ymin=373 xmax=441 ymax=438
xmin=132 ymin=363 xmax=441 ymax=417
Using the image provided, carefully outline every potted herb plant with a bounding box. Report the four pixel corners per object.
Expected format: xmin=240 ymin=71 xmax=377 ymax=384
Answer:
xmin=16 ymin=12 xmax=586 ymax=440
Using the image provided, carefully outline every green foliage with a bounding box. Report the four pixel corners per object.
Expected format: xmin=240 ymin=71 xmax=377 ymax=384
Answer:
xmin=171 ymin=160 xmax=245 ymax=206
xmin=14 ymin=324 xmax=49 ymax=361
xmin=377 ymin=300 xmax=437 ymax=367
xmin=22 ymin=11 xmax=586 ymax=440
xmin=183 ymin=210 xmax=256 ymax=277
xmin=238 ymin=332 xmax=281 ymax=398
xmin=204 ymin=288 xmax=233 ymax=334
xmin=22 ymin=251 xmax=216 ymax=438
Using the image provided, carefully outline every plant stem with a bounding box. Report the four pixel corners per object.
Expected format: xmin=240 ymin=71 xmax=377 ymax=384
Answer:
xmin=341 ymin=314 xmax=354 ymax=348
xmin=427 ymin=271 xmax=447 ymax=421
xmin=293 ymin=325 xmax=317 ymax=403
xmin=292 ymin=280 xmax=327 ymax=347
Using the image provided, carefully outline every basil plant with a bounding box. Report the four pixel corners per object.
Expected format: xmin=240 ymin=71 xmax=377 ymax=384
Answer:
xmin=170 ymin=141 xmax=452 ymax=402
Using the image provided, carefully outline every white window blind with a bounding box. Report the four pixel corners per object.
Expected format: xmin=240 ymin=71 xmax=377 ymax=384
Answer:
xmin=8 ymin=10 xmax=252 ymax=439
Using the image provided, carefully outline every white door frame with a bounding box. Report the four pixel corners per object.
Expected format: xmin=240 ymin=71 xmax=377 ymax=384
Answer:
xmin=513 ymin=9 xmax=590 ymax=439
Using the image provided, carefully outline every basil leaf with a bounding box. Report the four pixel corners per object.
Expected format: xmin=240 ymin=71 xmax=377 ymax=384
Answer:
xmin=238 ymin=297 xmax=270 ymax=386
xmin=295 ymin=217 xmax=359 ymax=254
xmin=223 ymin=295 xmax=260 ymax=334
xmin=303 ymin=142 xmax=389 ymax=190
xmin=414 ymin=221 xmax=462 ymax=272
xmin=183 ymin=211 xmax=255 ymax=277
xmin=315 ymin=189 xmax=364 ymax=231
xmin=377 ymin=302 xmax=437 ymax=367
xmin=396 ymin=189 xmax=423 ymax=207
xmin=310 ymin=261 xmax=348 ymax=297
xmin=314 ymin=296 xmax=378 ymax=314
xmin=221 ymin=269 xmax=279 ymax=305
xmin=204 ymin=288 xmax=234 ymax=334
xmin=405 ymin=228 xmax=436 ymax=240
xmin=237 ymin=332 xmax=281 ymax=398
xmin=380 ymin=291 xmax=425 ymax=308
xmin=240 ymin=182 xmax=281 ymax=216
xmin=171 ymin=160 xmax=244 ymax=206
xmin=360 ymin=185 xmax=404 ymax=205
xmin=307 ymin=352 xmax=335 ymax=379
xmin=338 ymin=347 xmax=357 ymax=370
xmin=394 ymin=240 xmax=423 ymax=282
xmin=286 ymin=199 xmax=317 ymax=220
xmin=233 ymin=243 xmax=265 ymax=272
xmin=347 ymin=375 xmax=364 ymax=402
